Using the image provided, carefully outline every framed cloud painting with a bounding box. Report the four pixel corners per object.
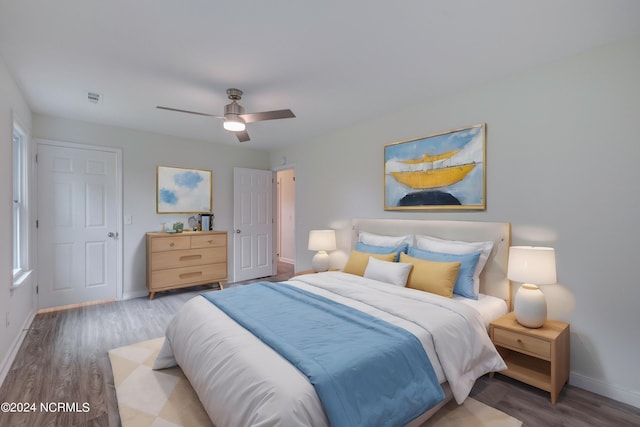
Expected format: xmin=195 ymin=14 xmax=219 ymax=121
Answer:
xmin=384 ymin=124 xmax=486 ymax=210
xmin=156 ymin=166 xmax=212 ymax=214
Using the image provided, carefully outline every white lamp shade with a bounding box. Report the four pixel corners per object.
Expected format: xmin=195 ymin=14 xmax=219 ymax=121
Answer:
xmin=507 ymin=246 xmax=557 ymax=285
xmin=308 ymin=230 xmax=336 ymax=251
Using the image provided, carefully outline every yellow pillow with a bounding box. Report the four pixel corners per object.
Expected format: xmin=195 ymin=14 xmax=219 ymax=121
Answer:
xmin=343 ymin=250 xmax=397 ymax=276
xmin=400 ymin=252 xmax=461 ymax=298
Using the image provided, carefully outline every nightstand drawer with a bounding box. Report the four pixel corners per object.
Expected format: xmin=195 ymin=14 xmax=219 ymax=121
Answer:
xmin=493 ymin=328 xmax=551 ymax=358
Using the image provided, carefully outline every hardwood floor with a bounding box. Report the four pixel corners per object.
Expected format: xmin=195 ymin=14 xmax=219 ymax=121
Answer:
xmin=1 ymin=263 xmax=638 ymax=426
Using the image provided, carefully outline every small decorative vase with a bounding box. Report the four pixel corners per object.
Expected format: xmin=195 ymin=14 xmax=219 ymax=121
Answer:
xmin=514 ymin=284 xmax=547 ymax=328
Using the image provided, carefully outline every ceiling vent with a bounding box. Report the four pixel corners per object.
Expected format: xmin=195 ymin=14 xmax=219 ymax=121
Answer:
xmin=87 ymin=92 xmax=103 ymax=104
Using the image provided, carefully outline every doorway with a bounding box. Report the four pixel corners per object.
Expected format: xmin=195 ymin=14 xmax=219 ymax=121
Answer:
xmin=276 ymin=168 xmax=295 ymax=276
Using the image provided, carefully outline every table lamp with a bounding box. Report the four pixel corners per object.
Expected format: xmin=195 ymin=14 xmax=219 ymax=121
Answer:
xmin=507 ymin=246 xmax=557 ymax=328
xmin=308 ymin=230 xmax=336 ymax=272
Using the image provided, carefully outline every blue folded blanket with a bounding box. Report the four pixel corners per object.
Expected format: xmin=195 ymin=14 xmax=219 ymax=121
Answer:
xmin=202 ymin=282 xmax=444 ymax=427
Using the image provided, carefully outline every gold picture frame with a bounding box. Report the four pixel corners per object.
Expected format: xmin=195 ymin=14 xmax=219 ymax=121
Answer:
xmin=156 ymin=165 xmax=212 ymax=214
xmin=384 ymin=124 xmax=486 ymax=210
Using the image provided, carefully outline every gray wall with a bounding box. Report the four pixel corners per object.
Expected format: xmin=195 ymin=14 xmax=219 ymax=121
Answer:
xmin=271 ymin=35 xmax=640 ymax=406
xmin=0 ymin=56 xmax=35 ymax=380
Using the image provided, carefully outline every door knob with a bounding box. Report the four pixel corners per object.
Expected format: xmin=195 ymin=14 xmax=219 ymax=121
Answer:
xmin=235 ymin=229 xmax=241 ymax=234
xmin=107 ymin=232 xmax=118 ymax=238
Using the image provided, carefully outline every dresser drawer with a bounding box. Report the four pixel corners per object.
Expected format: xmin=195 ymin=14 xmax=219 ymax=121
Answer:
xmin=493 ymin=328 xmax=551 ymax=358
xmin=150 ymin=247 xmax=225 ymax=270
xmin=150 ymin=263 xmax=227 ymax=289
xmin=191 ymin=233 xmax=226 ymax=249
xmin=150 ymin=236 xmax=190 ymax=252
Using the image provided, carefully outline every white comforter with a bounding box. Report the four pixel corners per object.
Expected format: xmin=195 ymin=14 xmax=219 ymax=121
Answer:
xmin=154 ymin=271 xmax=506 ymax=427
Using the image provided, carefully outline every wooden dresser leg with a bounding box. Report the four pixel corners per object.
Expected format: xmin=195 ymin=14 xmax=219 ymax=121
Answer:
xmin=149 ymin=292 xmax=155 ymax=300
xmin=218 ymin=282 xmax=224 ymax=290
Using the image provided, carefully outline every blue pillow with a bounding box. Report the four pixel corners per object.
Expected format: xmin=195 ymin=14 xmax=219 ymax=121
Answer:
xmin=354 ymin=242 xmax=408 ymax=261
xmin=407 ymin=246 xmax=481 ymax=299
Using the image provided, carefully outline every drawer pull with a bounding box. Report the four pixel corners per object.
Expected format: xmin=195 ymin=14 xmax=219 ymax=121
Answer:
xmin=208 ymin=240 xmax=213 ymax=244
xmin=179 ymin=271 xmax=203 ymax=279
xmin=517 ymin=339 xmax=523 ymax=344
xmin=180 ymin=254 xmax=203 ymax=261
xmin=169 ymin=242 xmax=175 ymax=247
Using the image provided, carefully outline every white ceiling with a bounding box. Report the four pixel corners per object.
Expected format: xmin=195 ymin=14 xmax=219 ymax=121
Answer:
xmin=2 ymin=1 xmax=640 ymax=150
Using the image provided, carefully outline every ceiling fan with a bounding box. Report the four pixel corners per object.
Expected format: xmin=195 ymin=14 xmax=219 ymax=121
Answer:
xmin=157 ymin=88 xmax=295 ymax=142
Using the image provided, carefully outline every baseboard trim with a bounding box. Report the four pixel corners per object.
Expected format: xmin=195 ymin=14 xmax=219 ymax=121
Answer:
xmin=37 ymin=298 xmax=116 ymax=314
xmin=570 ymin=372 xmax=640 ymax=409
xmin=0 ymin=308 xmax=36 ymax=387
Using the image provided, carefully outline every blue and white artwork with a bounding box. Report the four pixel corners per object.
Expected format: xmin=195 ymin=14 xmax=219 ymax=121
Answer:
xmin=157 ymin=166 xmax=212 ymax=213
xmin=384 ymin=124 xmax=485 ymax=210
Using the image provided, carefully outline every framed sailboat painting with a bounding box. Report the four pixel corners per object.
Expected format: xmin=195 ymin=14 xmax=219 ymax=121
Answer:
xmin=384 ymin=124 xmax=486 ymax=210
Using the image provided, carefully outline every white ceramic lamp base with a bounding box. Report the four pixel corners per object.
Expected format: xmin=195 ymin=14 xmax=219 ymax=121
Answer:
xmin=514 ymin=284 xmax=547 ymax=328
xmin=311 ymin=251 xmax=330 ymax=272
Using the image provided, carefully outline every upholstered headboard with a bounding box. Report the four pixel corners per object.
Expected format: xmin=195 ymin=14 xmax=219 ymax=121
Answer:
xmin=351 ymin=218 xmax=512 ymax=305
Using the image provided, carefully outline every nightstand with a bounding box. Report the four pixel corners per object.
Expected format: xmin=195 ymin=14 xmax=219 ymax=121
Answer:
xmin=490 ymin=312 xmax=570 ymax=404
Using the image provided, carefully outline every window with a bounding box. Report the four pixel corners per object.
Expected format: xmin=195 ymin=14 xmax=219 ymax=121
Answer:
xmin=12 ymin=120 xmax=29 ymax=284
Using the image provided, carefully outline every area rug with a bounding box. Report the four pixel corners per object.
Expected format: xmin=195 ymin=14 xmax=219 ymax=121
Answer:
xmin=109 ymin=338 xmax=522 ymax=427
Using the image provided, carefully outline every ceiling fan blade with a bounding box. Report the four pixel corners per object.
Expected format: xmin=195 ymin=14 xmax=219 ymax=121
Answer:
xmin=235 ymin=130 xmax=251 ymax=142
xmin=240 ymin=109 xmax=295 ymax=124
xmin=156 ymin=106 xmax=223 ymax=118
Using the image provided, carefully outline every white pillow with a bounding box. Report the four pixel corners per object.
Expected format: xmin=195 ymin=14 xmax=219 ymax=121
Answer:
xmin=363 ymin=256 xmax=413 ymax=287
xmin=359 ymin=231 xmax=413 ymax=247
xmin=414 ymin=234 xmax=494 ymax=295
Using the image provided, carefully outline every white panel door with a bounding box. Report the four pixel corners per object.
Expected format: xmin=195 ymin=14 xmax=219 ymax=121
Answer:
xmin=37 ymin=142 xmax=119 ymax=308
xmin=233 ymin=168 xmax=275 ymax=282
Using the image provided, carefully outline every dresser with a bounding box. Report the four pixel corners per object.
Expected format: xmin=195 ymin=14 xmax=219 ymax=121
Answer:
xmin=146 ymin=230 xmax=228 ymax=299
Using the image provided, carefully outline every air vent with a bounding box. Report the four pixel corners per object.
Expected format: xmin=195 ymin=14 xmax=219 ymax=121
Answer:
xmin=87 ymin=92 xmax=103 ymax=104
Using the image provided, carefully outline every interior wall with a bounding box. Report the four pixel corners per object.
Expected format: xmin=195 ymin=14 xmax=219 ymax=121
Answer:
xmin=270 ymin=35 xmax=640 ymax=407
xmin=32 ymin=115 xmax=271 ymax=299
xmin=0 ymin=56 xmax=35 ymax=381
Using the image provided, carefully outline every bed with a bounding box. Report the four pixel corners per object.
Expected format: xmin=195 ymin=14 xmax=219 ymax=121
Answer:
xmin=154 ymin=219 xmax=511 ymax=426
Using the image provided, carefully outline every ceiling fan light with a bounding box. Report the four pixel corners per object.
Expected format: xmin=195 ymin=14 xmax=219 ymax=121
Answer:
xmin=223 ymin=117 xmax=246 ymax=132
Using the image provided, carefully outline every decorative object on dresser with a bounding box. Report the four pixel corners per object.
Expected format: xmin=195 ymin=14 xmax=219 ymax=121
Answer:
xmin=507 ymin=246 xmax=557 ymax=328
xmin=200 ymin=213 xmax=214 ymax=231
xmin=490 ymin=312 xmax=570 ymax=404
xmin=146 ymin=230 xmax=227 ymax=299
xmin=308 ymin=229 xmax=336 ymax=272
